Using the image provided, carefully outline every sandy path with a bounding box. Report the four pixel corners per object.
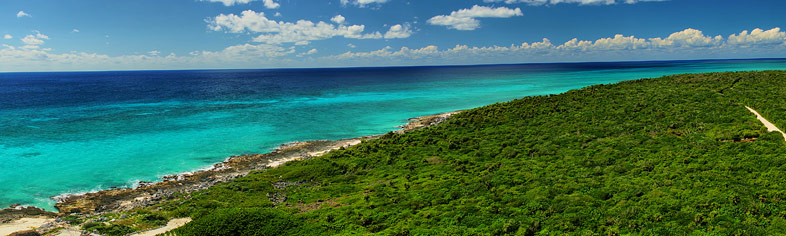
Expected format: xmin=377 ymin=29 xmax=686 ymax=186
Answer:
xmin=129 ymin=218 xmax=191 ymax=236
xmin=0 ymin=217 xmax=53 ymax=235
xmin=745 ymin=106 xmax=786 ymax=141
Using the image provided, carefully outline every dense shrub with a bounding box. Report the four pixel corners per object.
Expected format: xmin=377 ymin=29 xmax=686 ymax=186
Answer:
xmin=140 ymin=71 xmax=786 ymax=235
xmin=83 ymin=223 xmax=134 ymax=236
xmin=173 ymin=208 xmax=302 ymax=236
xmin=142 ymin=212 xmax=168 ymax=226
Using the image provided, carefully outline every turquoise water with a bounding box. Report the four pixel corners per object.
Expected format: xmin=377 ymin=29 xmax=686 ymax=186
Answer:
xmin=1 ymin=59 xmax=785 ymax=211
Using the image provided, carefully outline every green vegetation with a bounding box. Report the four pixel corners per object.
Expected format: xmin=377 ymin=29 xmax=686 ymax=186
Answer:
xmin=83 ymin=221 xmax=135 ymax=236
xmin=86 ymin=71 xmax=786 ymax=235
xmin=63 ymin=214 xmax=83 ymax=225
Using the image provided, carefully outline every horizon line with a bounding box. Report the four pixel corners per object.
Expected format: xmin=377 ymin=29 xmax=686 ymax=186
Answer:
xmin=1 ymin=57 xmax=785 ymax=74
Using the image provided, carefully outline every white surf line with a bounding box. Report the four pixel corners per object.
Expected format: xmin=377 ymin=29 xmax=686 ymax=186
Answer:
xmin=745 ymin=106 xmax=786 ymax=141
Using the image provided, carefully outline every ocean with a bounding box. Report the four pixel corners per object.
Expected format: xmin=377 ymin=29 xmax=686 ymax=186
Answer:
xmin=1 ymin=59 xmax=785 ymax=211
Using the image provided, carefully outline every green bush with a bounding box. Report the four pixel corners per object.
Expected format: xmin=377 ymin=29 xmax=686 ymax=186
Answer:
xmin=62 ymin=215 xmax=83 ymax=225
xmin=145 ymin=71 xmax=786 ymax=235
xmin=142 ymin=212 xmax=169 ymax=226
xmin=173 ymin=208 xmax=302 ymax=236
xmin=83 ymin=223 xmax=134 ymax=236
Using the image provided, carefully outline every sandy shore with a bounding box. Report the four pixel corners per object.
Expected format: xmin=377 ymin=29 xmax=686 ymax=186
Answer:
xmin=0 ymin=110 xmax=461 ymax=235
xmin=0 ymin=217 xmax=54 ymax=235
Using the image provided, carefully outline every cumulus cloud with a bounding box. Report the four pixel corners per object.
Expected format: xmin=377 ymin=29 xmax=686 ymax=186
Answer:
xmin=21 ymin=32 xmax=49 ymax=46
xmin=331 ymin=38 xmax=554 ymax=61
xmin=558 ymin=34 xmax=648 ymax=51
xmin=204 ymin=0 xmax=279 ymax=8
xmin=262 ymin=0 xmax=280 ymax=8
xmin=3 ymin=34 xmax=12 ymax=40
xmin=428 ymin=5 xmax=523 ymax=31
xmin=649 ymin=28 xmax=723 ymax=48
xmin=202 ymin=43 xmax=295 ymax=59
xmin=332 ymin=45 xmax=441 ymax=60
xmin=2 ymin=27 xmax=785 ymax=72
xmin=331 ymin=15 xmax=346 ymax=24
xmin=384 ymin=24 xmax=413 ymax=39
xmin=325 ymin=27 xmax=786 ymax=64
xmin=16 ymin=11 xmax=31 ymax=18
xmin=72 ymin=29 xmax=80 ymax=33
xmin=482 ymin=0 xmax=665 ymax=5
xmin=209 ymin=10 xmax=386 ymax=44
xmin=728 ymin=28 xmax=786 ymax=47
xmin=341 ymin=0 xmax=389 ymax=7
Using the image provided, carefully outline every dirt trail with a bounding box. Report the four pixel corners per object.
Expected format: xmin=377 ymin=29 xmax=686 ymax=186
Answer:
xmin=129 ymin=218 xmax=192 ymax=236
xmin=745 ymin=106 xmax=786 ymax=141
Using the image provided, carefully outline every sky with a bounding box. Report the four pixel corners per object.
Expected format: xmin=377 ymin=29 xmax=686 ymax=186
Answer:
xmin=1 ymin=0 xmax=785 ymax=72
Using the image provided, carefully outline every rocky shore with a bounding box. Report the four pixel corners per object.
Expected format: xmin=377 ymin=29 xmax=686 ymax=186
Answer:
xmin=0 ymin=110 xmax=462 ymax=235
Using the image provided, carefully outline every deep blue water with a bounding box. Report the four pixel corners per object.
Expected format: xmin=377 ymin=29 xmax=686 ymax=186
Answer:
xmin=1 ymin=59 xmax=785 ymax=211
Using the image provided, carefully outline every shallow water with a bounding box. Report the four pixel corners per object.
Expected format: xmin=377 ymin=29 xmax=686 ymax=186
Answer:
xmin=1 ymin=59 xmax=785 ymax=211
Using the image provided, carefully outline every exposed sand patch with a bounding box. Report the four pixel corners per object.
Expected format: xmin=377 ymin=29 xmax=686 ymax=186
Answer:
xmin=746 ymin=106 xmax=786 ymax=141
xmin=129 ymin=218 xmax=192 ymax=236
xmin=0 ymin=217 xmax=53 ymax=235
xmin=268 ymin=139 xmax=362 ymax=167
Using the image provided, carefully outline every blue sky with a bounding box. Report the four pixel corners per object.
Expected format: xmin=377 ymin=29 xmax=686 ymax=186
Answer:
xmin=1 ymin=0 xmax=785 ymax=72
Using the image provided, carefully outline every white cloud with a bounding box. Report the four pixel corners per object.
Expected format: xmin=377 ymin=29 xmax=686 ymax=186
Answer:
xmin=2 ymin=27 xmax=785 ymax=72
xmin=72 ymin=29 xmax=80 ymax=33
xmin=347 ymin=43 xmax=357 ymax=48
xmin=21 ymin=36 xmax=44 ymax=45
xmin=728 ymin=28 xmax=786 ymax=47
xmin=16 ymin=11 xmax=31 ymax=18
xmin=324 ymin=27 xmax=786 ymax=65
xmin=148 ymin=50 xmax=161 ymax=56
xmin=427 ymin=5 xmax=523 ymax=31
xmin=331 ymin=38 xmax=554 ymax=61
xmin=200 ymin=44 xmax=295 ymax=61
xmin=297 ymin=48 xmax=319 ymax=57
xmin=0 ymin=42 xmax=296 ymax=72
xmin=331 ymin=15 xmax=346 ymax=24
xmin=200 ymin=43 xmax=295 ymax=59
xmin=21 ymin=32 xmax=49 ymax=46
xmin=649 ymin=28 xmax=723 ymax=48
xmin=209 ymin=10 xmax=384 ymax=44
xmin=341 ymin=0 xmax=389 ymax=7
xmin=204 ymin=0 xmax=279 ymax=8
xmin=482 ymin=0 xmax=665 ymax=5
xmin=558 ymin=34 xmax=648 ymax=51
xmin=3 ymin=34 xmax=12 ymax=40
xmin=384 ymin=24 xmax=413 ymax=39
xmin=205 ymin=0 xmax=252 ymax=6
xmin=262 ymin=0 xmax=280 ymax=9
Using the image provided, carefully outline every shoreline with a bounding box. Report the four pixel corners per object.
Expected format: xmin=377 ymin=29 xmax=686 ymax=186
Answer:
xmin=0 ymin=110 xmax=463 ymax=232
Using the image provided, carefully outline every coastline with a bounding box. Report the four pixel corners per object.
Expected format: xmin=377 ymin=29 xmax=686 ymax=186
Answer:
xmin=0 ymin=110 xmax=462 ymax=233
